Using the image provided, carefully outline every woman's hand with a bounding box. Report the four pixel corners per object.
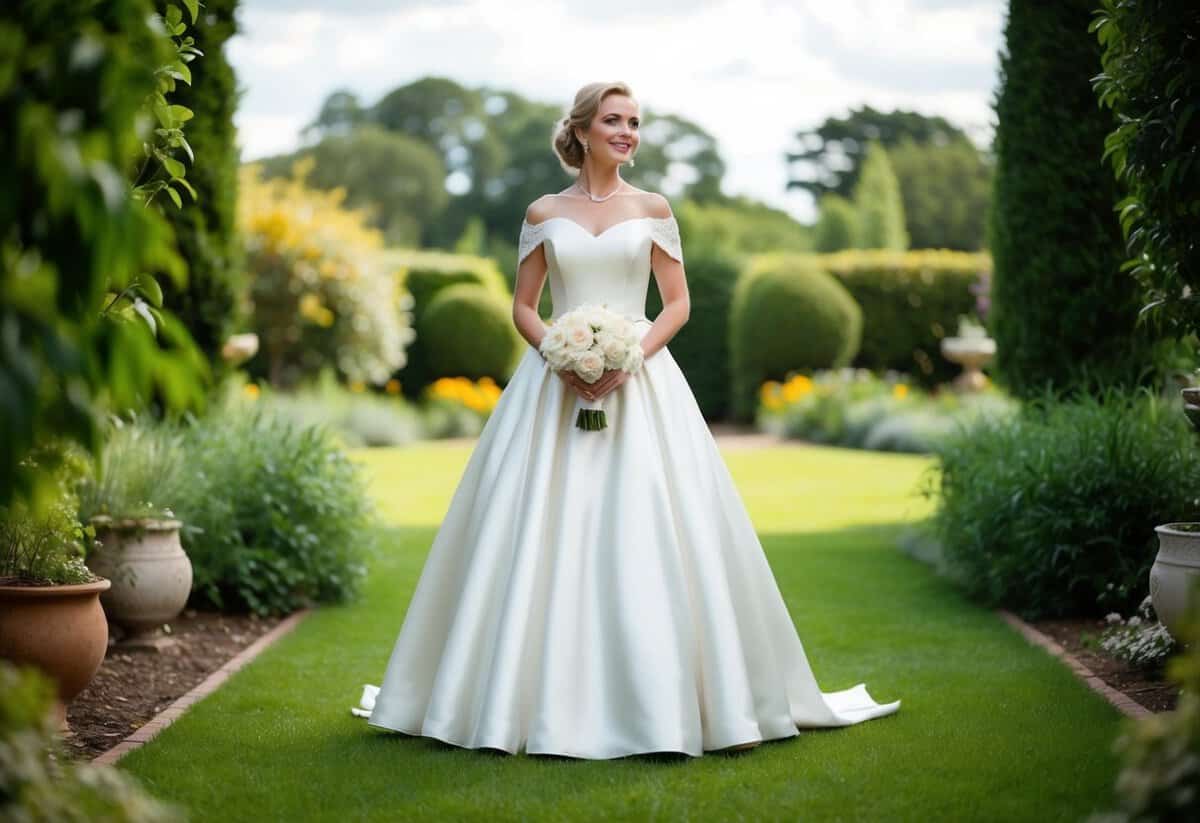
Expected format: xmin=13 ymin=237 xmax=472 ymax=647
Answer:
xmin=555 ymin=368 xmax=631 ymax=401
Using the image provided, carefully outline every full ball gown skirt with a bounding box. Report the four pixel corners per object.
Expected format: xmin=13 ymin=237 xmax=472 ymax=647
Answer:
xmin=358 ymin=214 xmax=900 ymax=758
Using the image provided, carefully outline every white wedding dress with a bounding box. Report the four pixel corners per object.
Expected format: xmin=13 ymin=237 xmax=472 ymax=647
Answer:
xmin=355 ymin=212 xmax=900 ymax=758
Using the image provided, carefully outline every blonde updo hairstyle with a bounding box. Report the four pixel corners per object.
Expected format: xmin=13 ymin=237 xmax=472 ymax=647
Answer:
xmin=552 ymin=81 xmax=636 ymax=176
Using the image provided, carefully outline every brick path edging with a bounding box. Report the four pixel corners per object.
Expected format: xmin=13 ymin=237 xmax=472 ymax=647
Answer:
xmin=997 ymin=609 xmax=1152 ymax=719
xmin=92 ymin=608 xmax=312 ymax=765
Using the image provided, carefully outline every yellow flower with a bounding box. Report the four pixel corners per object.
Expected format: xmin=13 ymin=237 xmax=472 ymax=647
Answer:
xmin=243 ymin=383 xmax=260 ymax=400
xmin=893 ymin=384 xmax=909 ymax=400
xmin=349 ymin=380 xmax=366 ymax=393
xmin=781 ymin=374 xmax=813 ymax=403
xmin=385 ymin=379 xmax=401 ymax=395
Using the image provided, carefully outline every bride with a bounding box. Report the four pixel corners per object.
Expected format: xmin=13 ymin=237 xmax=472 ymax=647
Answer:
xmin=354 ymin=81 xmax=900 ymax=759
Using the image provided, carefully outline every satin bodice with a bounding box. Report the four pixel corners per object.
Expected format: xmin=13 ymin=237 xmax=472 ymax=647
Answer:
xmin=517 ymin=216 xmax=684 ymax=324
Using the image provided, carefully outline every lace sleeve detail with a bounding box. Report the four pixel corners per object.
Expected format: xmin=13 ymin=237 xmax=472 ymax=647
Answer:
xmin=648 ymin=216 xmax=683 ymax=264
xmin=517 ymin=220 xmax=547 ymax=266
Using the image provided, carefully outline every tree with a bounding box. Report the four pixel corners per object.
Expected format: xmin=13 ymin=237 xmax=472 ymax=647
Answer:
xmin=786 ymin=105 xmax=970 ymax=201
xmin=812 ymin=195 xmax=858 ymax=252
xmin=259 ymin=127 xmax=448 ymax=247
xmin=853 ymin=142 xmax=908 ymax=250
xmin=888 ymin=137 xmax=992 ymax=250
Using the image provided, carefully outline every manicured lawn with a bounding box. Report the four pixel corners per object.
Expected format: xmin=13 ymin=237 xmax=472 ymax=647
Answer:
xmin=119 ymin=442 xmax=1124 ymax=821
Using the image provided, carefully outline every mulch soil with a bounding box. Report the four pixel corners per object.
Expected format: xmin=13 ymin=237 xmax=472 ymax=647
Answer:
xmin=64 ymin=609 xmax=282 ymax=761
xmin=1032 ymin=616 xmax=1180 ymax=713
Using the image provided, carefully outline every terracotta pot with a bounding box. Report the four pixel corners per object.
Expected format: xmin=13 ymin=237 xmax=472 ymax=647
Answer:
xmin=0 ymin=579 xmax=112 ymax=711
xmin=87 ymin=517 xmax=192 ymax=641
xmin=1151 ymin=523 xmax=1200 ymax=639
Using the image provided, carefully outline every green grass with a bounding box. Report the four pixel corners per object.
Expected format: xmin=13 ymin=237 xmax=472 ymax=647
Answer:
xmin=119 ymin=442 xmax=1124 ymax=821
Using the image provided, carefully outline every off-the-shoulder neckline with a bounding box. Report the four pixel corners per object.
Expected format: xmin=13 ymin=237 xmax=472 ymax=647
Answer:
xmin=521 ymin=215 xmax=676 ymax=240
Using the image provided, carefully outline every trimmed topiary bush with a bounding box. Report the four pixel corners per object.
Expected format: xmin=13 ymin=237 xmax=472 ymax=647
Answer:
xmin=384 ymin=249 xmax=513 ymax=398
xmin=729 ymin=255 xmax=862 ymax=422
xmin=927 ymin=389 xmax=1200 ymax=620
xmin=418 ymin=283 xmax=523 ymax=381
xmin=818 ymin=249 xmax=990 ymax=386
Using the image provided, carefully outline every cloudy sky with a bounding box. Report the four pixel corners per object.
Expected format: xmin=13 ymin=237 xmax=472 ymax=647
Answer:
xmin=228 ymin=0 xmax=1007 ymax=221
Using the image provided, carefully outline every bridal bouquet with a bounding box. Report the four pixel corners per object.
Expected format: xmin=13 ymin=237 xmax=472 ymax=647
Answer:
xmin=539 ymin=303 xmax=645 ymax=431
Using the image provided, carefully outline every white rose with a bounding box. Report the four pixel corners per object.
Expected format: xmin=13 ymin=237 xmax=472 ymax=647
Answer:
xmin=596 ymin=332 xmax=627 ymax=369
xmin=562 ymin=318 xmax=594 ymax=351
xmin=576 ymin=350 xmax=605 ymax=383
xmin=621 ymin=342 xmax=644 ymax=374
xmin=584 ymin=305 xmax=610 ymax=330
xmin=540 ymin=325 xmax=567 ymax=356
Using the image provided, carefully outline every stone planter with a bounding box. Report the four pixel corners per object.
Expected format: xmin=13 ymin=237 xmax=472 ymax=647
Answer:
xmin=0 ymin=578 xmax=112 ymax=726
xmin=1150 ymin=523 xmax=1200 ymax=640
xmin=940 ymin=336 xmax=996 ymax=392
xmin=86 ymin=516 xmax=192 ymax=649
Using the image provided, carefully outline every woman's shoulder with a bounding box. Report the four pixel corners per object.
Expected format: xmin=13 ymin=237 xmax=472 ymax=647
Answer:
xmin=523 ymin=187 xmax=673 ymax=224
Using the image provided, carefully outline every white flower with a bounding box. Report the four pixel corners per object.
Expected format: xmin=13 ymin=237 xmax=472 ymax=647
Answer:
xmin=540 ymin=325 xmax=567 ymax=355
xmin=1104 ymin=612 xmax=1122 ymax=624
xmin=622 ymin=342 xmax=644 ymax=374
xmin=595 ymin=331 xmax=627 ymax=369
xmin=562 ymin=317 xmax=594 ymax=351
xmin=576 ymin=350 xmax=605 ymax=383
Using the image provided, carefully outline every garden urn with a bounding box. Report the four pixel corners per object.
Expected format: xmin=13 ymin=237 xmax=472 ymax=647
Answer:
xmin=1150 ymin=523 xmax=1200 ymax=640
xmin=86 ymin=516 xmax=192 ymax=648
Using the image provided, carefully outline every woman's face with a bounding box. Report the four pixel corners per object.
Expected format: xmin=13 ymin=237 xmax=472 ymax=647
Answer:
xmin=579 ymin=93 xmax=640 ymax=166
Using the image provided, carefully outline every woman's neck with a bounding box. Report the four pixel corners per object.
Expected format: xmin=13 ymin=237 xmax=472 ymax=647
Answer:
xmin=577 ymin=162 xmax=623 ymax=198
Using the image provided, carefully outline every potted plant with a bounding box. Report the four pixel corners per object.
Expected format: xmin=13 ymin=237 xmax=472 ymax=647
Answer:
xmin=0 ymin=443 xmax=111 ymax=727
xmin=77 ymin=417 xmax=193 ymax=651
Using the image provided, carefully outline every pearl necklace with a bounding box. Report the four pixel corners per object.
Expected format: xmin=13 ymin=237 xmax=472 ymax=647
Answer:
xmin=574 ymin=180 xmax=622 ymax=202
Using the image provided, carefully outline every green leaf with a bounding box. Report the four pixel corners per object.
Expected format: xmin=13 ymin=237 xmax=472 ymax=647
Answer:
xmin=174 ymin=177 xmax=197 ymax=200
xmin=168 ymin=105 xmax=193 ymax=123
xmin=166 ymin=185 xmax=183 ymax=209
xmin=178 ymin=134 xmax=195 ymax=164
xmin=137 ymin=274 xmax=164 ymax=308
xmin=166 ymin=5 xmax=183 ymax=28
xmin=157 ymin=151 xmax=186 ymax=179
xmin=182 ymin=0 xmax=200 ymax=23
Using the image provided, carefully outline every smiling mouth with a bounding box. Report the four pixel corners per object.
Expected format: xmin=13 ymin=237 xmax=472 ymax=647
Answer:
xmin=610 ymin=142 xmax=631 ymax=152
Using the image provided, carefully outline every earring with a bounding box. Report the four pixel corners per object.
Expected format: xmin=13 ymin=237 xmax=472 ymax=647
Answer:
xmin=629 ymin=153 xmax=636 ymax=168
xmin=583 ymin=139 xmax=589 ymax=154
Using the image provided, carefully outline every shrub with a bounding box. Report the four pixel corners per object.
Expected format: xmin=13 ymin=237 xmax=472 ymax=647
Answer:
xmin=1091 ymin=580 xmax=1200 ymax=823
xmin=1 ymin=0 xmax=208 ymax=507
xmin=852 ymin=142 xmax=908 ymax=250
xmin=729 ymin=256 xmax=862 ymax=422
xmin=813 ymin=194 xmax=858 ymax=253
xmin=383 ymin=249 xmax=512 ymax=400
xmin=419 ymin=284 xmax=522 ymax=380
xmin=928 ymin=389 xmax=1200 ymax=619
xmin=1 ymin=661 xmax=182 ymax=822
xmin=240 ymin=162 xmax=415 ymax=389
xmin=817 ymin=249 xmax=990 ymax=386
xmin=1092 ymin=0 xmax=1200 ymax=340
xmin=759 ymin=369 xmax=1016 ymax=454
xmin=173 ymin=408 xmax=375 ymax=615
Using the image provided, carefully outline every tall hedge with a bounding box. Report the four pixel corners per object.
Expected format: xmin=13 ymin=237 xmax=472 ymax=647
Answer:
xmin=644 ymin=242 xmax=743 ymax=421
xmin=158 ymin=0 xmax=244 ymax=372
xmin=818 ymin=250 xmax=990 ymax=386
xmin=990 ymin=0 xmax=1165 ymax=398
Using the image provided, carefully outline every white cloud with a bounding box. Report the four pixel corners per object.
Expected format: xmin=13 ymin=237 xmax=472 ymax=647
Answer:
xmin=228 ymin=0 xmax=1006 ymax=222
